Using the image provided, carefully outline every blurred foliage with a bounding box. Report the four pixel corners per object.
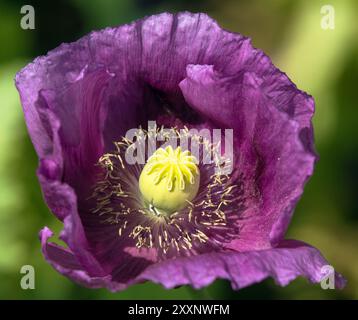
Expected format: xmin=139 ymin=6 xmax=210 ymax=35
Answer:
xmin=0 ymin=0 xmax=357 ymax=299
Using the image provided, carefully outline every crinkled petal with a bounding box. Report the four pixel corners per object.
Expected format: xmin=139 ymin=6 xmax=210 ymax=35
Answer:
xmin=41 ymin=229 xmax=345 ymax=292
xmin=40 ymin=227 xmax=155 ymax=291
xmin=180 ymin=65 xmax=316 ymax=249
xmin=138 ymin=240 xmax=346 ymax=290
xmin=40 ymin=227 xmax=115 ymax=289
xmin=38 ymin=160 xmax=106 ymax=276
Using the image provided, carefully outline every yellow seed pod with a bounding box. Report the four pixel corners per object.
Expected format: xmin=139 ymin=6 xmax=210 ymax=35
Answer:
xmin=139 ymin=146 xmax=200 ymax=214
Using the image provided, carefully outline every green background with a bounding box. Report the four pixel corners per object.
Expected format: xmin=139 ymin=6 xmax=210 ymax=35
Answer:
xmin=0 ymin=0 xmax=357 ymax=299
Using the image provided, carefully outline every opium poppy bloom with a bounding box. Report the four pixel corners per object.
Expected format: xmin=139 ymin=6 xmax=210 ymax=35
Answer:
xmin=15 ymin=12 xmax=345 ymax=291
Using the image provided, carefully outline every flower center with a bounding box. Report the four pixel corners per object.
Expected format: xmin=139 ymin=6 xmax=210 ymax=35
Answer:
xmin=139 ymin=146 xmax=200 ymax=215
xmin=90 ymin=127 xmax=242 ymax=258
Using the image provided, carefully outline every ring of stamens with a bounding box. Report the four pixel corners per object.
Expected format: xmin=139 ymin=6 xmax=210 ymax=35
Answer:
xmin=90 ymin=127 xmax=243 ymax=258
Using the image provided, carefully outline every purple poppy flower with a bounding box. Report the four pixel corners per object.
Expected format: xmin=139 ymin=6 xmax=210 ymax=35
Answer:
xmin=15 ymin=12 xmax=346 ymax=292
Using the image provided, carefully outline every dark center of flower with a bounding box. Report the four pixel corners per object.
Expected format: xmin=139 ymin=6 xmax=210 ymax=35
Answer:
xmin=90 ymin=127 xmax=243 ymax=259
